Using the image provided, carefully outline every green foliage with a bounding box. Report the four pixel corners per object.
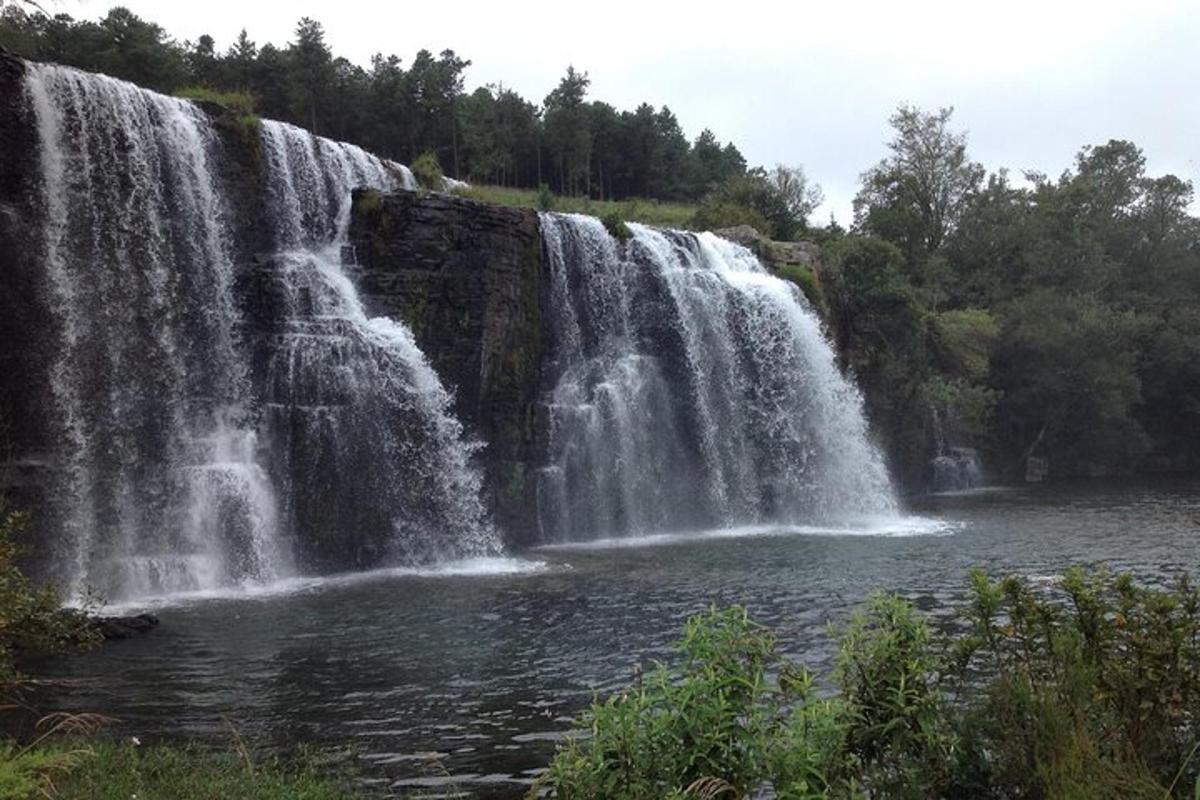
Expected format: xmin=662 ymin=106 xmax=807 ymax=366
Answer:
xmin=692 ymin=169 xmax=811 ymax=240
xmin=691 ymin=199 xmax=772 ymax=237
xmin=825 ymin=103 xmax=1200 ymax=485
xmin=538 ymin=570 xmax=1200 ymax=799
xmin=929 ymin=309 xmax=997 ymax=382
xmin=411 ymin=150 xmax=444 ymax=191
xmin=775 ymin=264 xmax=827 ymax=316
xmin=0 ymin=739 xmax=91 ymax=799
xmin=819 ymin=237 xmax=938 ymax=483
xmin=835 ymin=595 xmax=956 ymax=798
xmin=957 ymin=569 xmax=1200 ymax=798
xmin=854 ymin=105 xmax=984 ymax=265
xmin=0 ymin=510 xmax=99 ymax=689
xmin=600 ymin=212 xmax=631 ymax=243
xmin=174 ymin=85 xmax=256 ymax=115
xmin=33 ymin=739 xmax=357 ymax=800
xmin=463 ymin=185 xmax=697 ymax=229
xmin=351 ymin=188 xmax=382 ymax=216
xmin=533 ymin=607 xmax=851 ymax=799
xmin=0 ymin=7 xmax=759 ymax=204
xmin=992 ymin=290 xmax=1149 ymax=474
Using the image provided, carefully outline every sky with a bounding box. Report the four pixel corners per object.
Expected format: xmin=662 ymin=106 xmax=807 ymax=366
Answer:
xmin=68 ymin=0 xmax=1200 ymax=223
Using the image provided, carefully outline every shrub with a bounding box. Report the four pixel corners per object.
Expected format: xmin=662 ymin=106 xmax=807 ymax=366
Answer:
xmin=411 ymin=151 xmax=444 ymax=191
xmin=537 ymin=569 xmax=1200 ymax=799
xmin=536 ymin=183 xmax=556 ymax=211
xmin=0 ymin=509 xmax=100 ymax=689
xmin=531 ymin=607 xmax=844 ymax=799
xmin=835 ymin=594 xmax=956 ymax=798
xmin=775 ymin=264 xmax=828 ymax=316
xmin=600 ymin=212 xmax=631 ymax=243
xmin=956 ymin=568 xmax=1200 ymax=798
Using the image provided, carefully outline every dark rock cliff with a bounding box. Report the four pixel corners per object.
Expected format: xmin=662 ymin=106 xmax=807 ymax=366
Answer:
xmin=348 ymin=190 xmax=545 ymax=543
xmin=0 ymin=51 xmax=54 ymax=515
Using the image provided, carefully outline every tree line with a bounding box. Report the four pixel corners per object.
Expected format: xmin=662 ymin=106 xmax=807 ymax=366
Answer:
xmin=822 ymin=105 xmax=1200 ymax=485
xmin=0 ymin=6 xmax=793 ymax=209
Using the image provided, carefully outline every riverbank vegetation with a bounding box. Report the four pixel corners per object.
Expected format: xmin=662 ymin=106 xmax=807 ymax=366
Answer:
xmin=817 ymin=107 xmax=1200 ymax=487
xmin=23 ymin=740 xmax=357 ymax=800
xmin=0 ymin=507 xmax=357 ymax=799
xmin=535 ymin=569 xmax=1200 ymax=799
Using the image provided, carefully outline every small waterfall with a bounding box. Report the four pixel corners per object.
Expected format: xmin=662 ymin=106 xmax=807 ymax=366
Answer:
xmin=930 ymin=448 xmax=985 ymax=493
xmin=25 ymin=64 xmax=283 ymax=599
xmin=255 ymin=120 xmax=497 ymax=570
xmin=929 ymin=406 xmax=986 ymax=492
xmin=537 ymin=214 xmax=897 ymax=542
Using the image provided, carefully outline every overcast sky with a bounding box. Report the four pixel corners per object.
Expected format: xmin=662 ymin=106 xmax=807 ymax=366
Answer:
xmin=69 ymin=0 xmax=1200 ymax=222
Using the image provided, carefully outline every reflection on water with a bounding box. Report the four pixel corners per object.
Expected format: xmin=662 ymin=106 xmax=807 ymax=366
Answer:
xmin=31 ymin=479 xmax=1200 ymax=797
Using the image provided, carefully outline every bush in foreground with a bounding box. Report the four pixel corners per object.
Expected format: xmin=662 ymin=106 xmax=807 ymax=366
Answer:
xmin=535 ymin=568 xmax=1200 ymax=799
xmin=0 ymin=510 xmax=99 ymax=689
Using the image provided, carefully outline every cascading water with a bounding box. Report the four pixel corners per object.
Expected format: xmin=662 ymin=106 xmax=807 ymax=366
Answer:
xmin=254 ymin=120 xmax=496 ymax=569
xmin=537 ymin=214 xmax=898 ymax=542
xmin=21 ymin=63 xmax=496 ymax=601
xmin=25 ymin=64 xmax=284 ymax=599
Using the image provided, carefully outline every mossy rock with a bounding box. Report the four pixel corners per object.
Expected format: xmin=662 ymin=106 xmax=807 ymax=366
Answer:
xmin=601 ymin=212 xmax=631 ymax=243
xmin=352 ymin=188 xmax=383 ymax=217
xmin=775 ymin=264 xmax=828 ymax=317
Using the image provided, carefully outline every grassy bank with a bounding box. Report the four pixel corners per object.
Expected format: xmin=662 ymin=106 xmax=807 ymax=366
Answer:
xmin=1 ymin=738 xmax=361 ymax=800
xmin=458 ymin=184 xmax=698 ymax=229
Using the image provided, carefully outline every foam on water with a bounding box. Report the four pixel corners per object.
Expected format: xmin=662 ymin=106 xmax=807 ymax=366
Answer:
xmin=538 ymin=516 xmax=957 ymax=551
xmin=95 ymin=557 xmax=552 ymax=614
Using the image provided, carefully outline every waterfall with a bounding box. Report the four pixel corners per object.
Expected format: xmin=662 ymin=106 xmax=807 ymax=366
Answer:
xmin=255 ymin=120 xmax=496 ymax=570
xmin=22 ymin=63 xmax=495 ymax=601
xmin=25 ymin=64 xmax=284 ymax=599
xmin=537 ymin=214 xmax=897 ymax=542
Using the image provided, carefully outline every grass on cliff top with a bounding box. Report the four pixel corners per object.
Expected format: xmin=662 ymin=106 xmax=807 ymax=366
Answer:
xmin=459 ymin=185 xmax=697 ymax=229
xmin=4 ymin=738 xmax=362 ymax=800
xmin=174 ymin=86 xmax=257 ymax=116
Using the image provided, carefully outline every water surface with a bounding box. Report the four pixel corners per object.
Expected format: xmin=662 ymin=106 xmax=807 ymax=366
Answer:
xmin=34 ymin=479 xmax=1200 ymax=796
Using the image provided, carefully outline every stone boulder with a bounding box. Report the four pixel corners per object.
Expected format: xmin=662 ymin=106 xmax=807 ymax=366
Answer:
xmin=713 ymin=225 xmax=823 ymax=271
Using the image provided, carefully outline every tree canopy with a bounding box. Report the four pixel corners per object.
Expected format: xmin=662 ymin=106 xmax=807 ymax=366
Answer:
xmin=838 ymin=104 xmax=1200 ymax=485
xmin=0 ymin=6 xmax=795 ymax=209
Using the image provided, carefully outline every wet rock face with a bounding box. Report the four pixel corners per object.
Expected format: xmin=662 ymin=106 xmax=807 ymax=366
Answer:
xmin=0 ymin=51 xmax=56 ymax=537
xmin=929 ymin=447 xmax=985 ymax=493
xmin=349 ymin=190 xmax=546 ymax=544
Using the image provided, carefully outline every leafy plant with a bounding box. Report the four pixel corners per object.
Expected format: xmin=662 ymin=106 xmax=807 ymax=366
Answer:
xmin=600 ymin=211 xmax=631 ymax=243
xmin=537 ymin=569 xmax=1200 ymax=799
xmin=0 ymin=509 xmax=100 ymax=689
xmin=411 ymin=151 xmax=444 ymax=191
xmin=532 ymin=607 xmax=837 ymax=799
xmin=536 ymin=183 xmax=557 ymax=211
